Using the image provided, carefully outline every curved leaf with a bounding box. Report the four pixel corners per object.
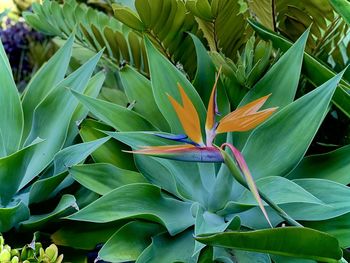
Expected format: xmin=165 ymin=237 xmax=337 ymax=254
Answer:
xmin=239 ymin=176 xmax=322 ymax=205
xmin=21 ymin=35 xmax=73 ymax=141
xmin=66 ymin=70 xmax=106 ymax=145
xmin=108 ymin=131 xmax=214 ymax=204
xmin=0 ymin=139 xmax=43 ymax=205
xmin=303 ymin=212 xmax=350 ymax=248
xmin=99 ymin=221 xmax=163 ymax=262
xmin=0 ymin=201 xmax=29 ymax=232
xmin=71 ymin=90 xmax=156 ymax=131
xmin=29 ymin=172 xmax=68 ymax=204
xmin=79 ymin=119 xmax=135 ymax=170
xmin=0 ymin=39 xmax=23 ymax=156
xmin=119 ymin=65 xmax=169 ymax=131
xmin=329 ymin=0 xmax=350 ymax=26
xmin=287 ymin=144 xmax=350 ymax=184
xmin=234 ymin=29 xmax=308 ymax=149
xmin=137 ymin=229 xmax=198 ymax=263
xmin=196 ymin=227 xmax=342 ymax=262
xmin=51 ymin=221 xmax=125 ymax=250
xmin=70 ymin=163 xmax=146 ymax=195
xmin=242 ymin=71 xmax=344 ymax=180
xmin=145 ymin=37 xmax=207 ymax=135
xmin=113 ymin=4 xmax=145 ymax=31
xmin=20 ymin=51 xmax=103 ymax=189
xmin=53 ymin=137 xmax=110 ymax=174
xmin=249 ymin=20 xmax=350 ymax=117
xmin=248 ymin=0 xmax=274 ymax=30
xmin=20 ymin=195 xmax=78 ymax=231
xmin=67 ymin=183 xmax=194 ymax=235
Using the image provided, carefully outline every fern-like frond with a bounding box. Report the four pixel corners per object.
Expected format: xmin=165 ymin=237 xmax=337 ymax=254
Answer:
xmin=24 ymin=0 xmax=148 ymax=74
xmin=113 ymin=0 xmax=203 ymax=77
xmin=186 ymin=0 xmax=252 ymax=60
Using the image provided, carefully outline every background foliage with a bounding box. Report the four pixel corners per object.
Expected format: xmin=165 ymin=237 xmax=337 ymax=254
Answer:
xmin=0 ymin=0 xmax=348 ymax=262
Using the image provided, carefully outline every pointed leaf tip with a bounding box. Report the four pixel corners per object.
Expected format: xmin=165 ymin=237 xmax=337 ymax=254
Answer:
xmin=205 ymin=66 xmax=222 ymax=132
xmin=221 ymin=143 xmax=272 ymax=227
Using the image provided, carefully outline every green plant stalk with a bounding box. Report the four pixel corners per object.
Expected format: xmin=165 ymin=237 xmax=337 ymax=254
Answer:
xmin=220 ymin=149 xmax=303 ymax=227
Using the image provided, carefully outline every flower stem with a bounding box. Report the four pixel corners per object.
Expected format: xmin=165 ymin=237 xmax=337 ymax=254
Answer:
xmin=220 ymin=148 xmax=303 ymax=227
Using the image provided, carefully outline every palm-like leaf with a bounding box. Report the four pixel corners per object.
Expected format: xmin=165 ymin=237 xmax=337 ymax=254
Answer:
xmin=24 ymin=0 xmax=148 ymax=74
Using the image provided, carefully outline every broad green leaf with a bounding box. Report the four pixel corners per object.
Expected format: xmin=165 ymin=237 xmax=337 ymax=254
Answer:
xmin=71 ymin=90 xmax=156 ymax=131
xmin=74 ymin=185 xmax=100 ymax=209
xmin=286 ymin=179 xmax=350 ymax=220
xmin=218 ymin=176 xmax=323 ymax=216
xmin=20 ymin=51 xmax=102 ymax=189
xmin=65 ymin=71 xmax=106 ymax=146
xmin=249 ymin=20 xmax=350 ymax=117
xmin=241 ymin=178 xmax=350 ymax=228
xmin=198 ymin=246 xmax=214 ymax=263
xmin=247 ymin=0 xmax=274 ymax=30
xmin=194 ymin=208 xmax=232 ymax=255
xmin=271 ymin=255 xmax=316 ymax=263
xmin=238 ymin=176 xmax=322 ymax=205
xmin=113 ymin=4 xmax=145 ymax=31
xmin=0 ymin=139 xmax=43 ymax=206
xmin=196 ymin=227 xmax=342 ymax=262
xmin=79 ymin=119 xmax=136 ymax=170
xmin=287 ymin=144 xmax=350 ymax=184
xmin=303 ymin=213 xmax=350 ymax=248
xmin=190 ymin=33 xmax=230 ymax=117
xmin=108 ymin=131 xmax=214 ymax=204
xmin=136 ymin=230 xmax=198 ymax=263
xmin=21 ymin=35 xmax=73 ymax=141
xmin=29 ymin=172 xmax=67 ymax=204
xmin=67 ymin=183 xmax=194 ymax=235
xmin=234 ymin=29 xmax=308 ymax=149
xmin=144 ymin=37 xmax=207 ymax=135
xmin=53 ymin=137 xmax=110 ymax=174
xmin=191 ymin=33 xmax=218 ymax=105
xmin=70 ymin=163 xmax=146 ymax=195
xmin=52 ymin=221 xmax=125 ymax=250
xmin=212 ymin=247 xmax=235 ymax=263
xmin=98 ymin=87 xmax=128 ymax=106
xmin=29 ymin=137 xmax=110 ymax=204
xmin=99 ymin=221 xmax=163 ymax=262
xmin=235 ymin=251 xmax=271 ymax=263
xmin=0 ymin=201 xmax=29 ymax=232
xmin=20 ymin=195 xmax=77 ymax=231
xmin=119 ymin=65 xmax=169 ymax=131
xmin=242 ymin=71 xmax=344 ymax=180
xmin=0 ymin=39 xmax=23 ymax=156
xmin=329 ymin=0 xmax=350 ymax=26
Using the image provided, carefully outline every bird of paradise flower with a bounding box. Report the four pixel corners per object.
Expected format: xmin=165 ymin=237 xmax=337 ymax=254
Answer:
xmin=130 ymin=68 xmax=301 ymax=227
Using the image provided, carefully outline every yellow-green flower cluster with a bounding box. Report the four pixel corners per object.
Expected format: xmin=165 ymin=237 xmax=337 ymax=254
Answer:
xmin=0 ymin=236 xmax=63 ymax=263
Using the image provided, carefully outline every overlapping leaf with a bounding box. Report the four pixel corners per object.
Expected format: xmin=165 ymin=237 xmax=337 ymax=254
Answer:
xmin=24 ymin=0 xmax=147 ymax=73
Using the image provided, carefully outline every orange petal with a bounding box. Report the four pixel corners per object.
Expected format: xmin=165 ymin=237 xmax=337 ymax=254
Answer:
xmin=168 ymin=84 xmax=203 ymax=145
xmin=129 ymin=144 xmax=196 ymax=155
xmin=220 ymin=94 xmax=272 ymax=124
xmin=205 ymin=67 xmax=222 ymax=132
xmin=217 ymin=108 xmax=277 ymax=133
